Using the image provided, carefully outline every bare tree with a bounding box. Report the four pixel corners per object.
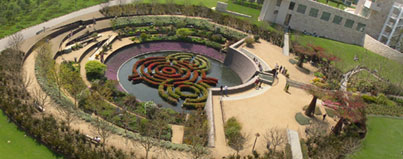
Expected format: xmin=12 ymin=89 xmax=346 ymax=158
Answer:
xmin=137 ymin=119 xmax=159 ymax=159
xmin=32 ymin=87 xmax=48 ymax=112
xmin=22 ymin=71 xmax=32 ymax=91
xmin=263 ymin=127 xmax=286 ymax=154
xmin=92 ymin=118 xmax=113 ymax=153
xmin=186 ymin=109 xmax=209 ymax=159
xmin=230 ymin=132 xmax=249 ymax=156
xmin=8 ymin=32 xmax=24 ymax=52
xmin=56 ymin=106 xmax=77 ymax=128
xmin=48 ymin=63 xmax=63 ymax=99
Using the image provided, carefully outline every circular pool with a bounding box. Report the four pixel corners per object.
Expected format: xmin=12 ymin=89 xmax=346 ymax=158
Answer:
xmin=105 ymin=42 xmax=242 ymax=112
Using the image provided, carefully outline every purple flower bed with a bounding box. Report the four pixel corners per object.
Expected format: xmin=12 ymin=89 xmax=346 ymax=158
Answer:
xmin=105 ymin=42 xmax=225 ymax=91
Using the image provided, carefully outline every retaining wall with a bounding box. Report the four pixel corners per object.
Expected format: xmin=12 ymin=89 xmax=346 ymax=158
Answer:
xmin=363 ymin=34 xmax=403 ymax=63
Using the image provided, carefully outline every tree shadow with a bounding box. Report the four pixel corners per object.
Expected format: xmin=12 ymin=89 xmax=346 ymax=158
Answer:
xmin=295 ymin=66 xmax=311 ymax=74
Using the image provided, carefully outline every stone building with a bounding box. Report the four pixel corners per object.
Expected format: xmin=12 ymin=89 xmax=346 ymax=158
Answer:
xmin=355 ymin=0 xmax=403 ymax=51
xmin=259 ymin=0 xmax=403 ymax=52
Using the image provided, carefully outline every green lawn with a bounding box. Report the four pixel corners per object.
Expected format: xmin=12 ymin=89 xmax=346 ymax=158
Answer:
xmin=0 ymin=0 xmax=107 ymax=38
xmin=292 ymin=34 xmax=403 ymax=85
xmin=350 ymin=116 xmax=403 ymax=159
xmin=316 ymin=0 xmax=348 ymax=10
xmin=0 ymin=110 xmax=61 ymax=159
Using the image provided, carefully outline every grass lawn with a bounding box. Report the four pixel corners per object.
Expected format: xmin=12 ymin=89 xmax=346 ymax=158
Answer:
xmin=292 ymin=34 xmax=403 ymax=85
xmin=141 ymin=0 xmax=278 ymax=32
xmin=316 ymin=0 xmax=348 ymax=10
xmin=0 ymin=0 xmax=106 ymax=39
xmin=350 ymin=116 xmax=403 ymax=159
xmin=0 ymin=110 xmax=61 ymax=159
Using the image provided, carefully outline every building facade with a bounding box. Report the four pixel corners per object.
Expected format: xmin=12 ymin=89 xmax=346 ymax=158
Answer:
xmin=259 ymin=0 xmax=403 ymax=52
xmin=355 ymin=0 xmax=403 ymax=51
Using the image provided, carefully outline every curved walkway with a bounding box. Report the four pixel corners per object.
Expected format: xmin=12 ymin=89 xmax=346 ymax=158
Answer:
xmin=0 ymin=0 xmax=136 ymax=52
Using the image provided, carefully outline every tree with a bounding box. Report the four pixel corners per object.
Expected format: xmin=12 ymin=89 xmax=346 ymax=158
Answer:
xmin=32 ymin=87 xmax=48 ymax=112
xmin=8 ymin=32 xmax=24 ymax=52
xmin=56 ymin=105 xmax=77 ymax=128
xmin=85 ymin=60 xmax=106 ymax=81
xmin=293 ymin=43 xmax=315 ymax=68
xmin=60 ymin=62 xmax=86 ymax=109
xmin=331 ymin=91 xmax=366 ymax=136
xmin=303 ymin=85 xmax=325 ymax=117
xmin=137 ymin=119 xmax=159 ymax=159
xmin=264 ymin=127 xmax=286 ymax=154
xmin=48 ymin=63 xmax=63 ymax=99
xmin=92 ymin=117 xmax=114 ymax=154
xmin=185 ymin=109 xmax=208 ymax=159
xmin=224 ymin=117 xmax=247 ymax=156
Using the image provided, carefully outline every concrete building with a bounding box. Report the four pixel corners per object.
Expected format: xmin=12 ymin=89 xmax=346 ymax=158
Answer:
xmin=355 ymin=0 xmax=403 ymax=50
xmin=259 ymin=0 xmax=403 ymax=52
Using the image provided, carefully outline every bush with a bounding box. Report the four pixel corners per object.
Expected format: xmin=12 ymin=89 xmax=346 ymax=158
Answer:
xmin=176 ymin=28 xmax=193 ymax=39
xmin=295 ymin=113 xmax=311 ymax=125
xmin=85 ymin=60 xmax=106 ymax=81
xmin=245 ymin=37 xmax=255 ymax=47
xmin=224 ymin=117 xmax=242 ymax=145
xmin=362 ymin=94 xmax=377 ymax=103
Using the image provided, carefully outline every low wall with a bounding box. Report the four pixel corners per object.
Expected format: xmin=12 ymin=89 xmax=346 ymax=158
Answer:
xmin=206 ymin=38 xmax=258 ymax=147
xmin=363 ymin=34 xmax=403 ymax=63
xmin=224 ymin=39 xmax=259 ymax=83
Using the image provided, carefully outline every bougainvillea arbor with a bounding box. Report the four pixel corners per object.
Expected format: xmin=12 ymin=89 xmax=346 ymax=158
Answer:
xmin=128 ymin=53 xmax=218 ymax=109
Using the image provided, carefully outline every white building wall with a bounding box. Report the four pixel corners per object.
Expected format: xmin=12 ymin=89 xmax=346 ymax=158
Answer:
xmin=260 ymin=0 xmax=368 ymax=45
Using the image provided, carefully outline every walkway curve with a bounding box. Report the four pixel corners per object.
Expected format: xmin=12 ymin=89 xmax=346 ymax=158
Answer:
xmin=0 ymin=0 xmax=135 ymax=52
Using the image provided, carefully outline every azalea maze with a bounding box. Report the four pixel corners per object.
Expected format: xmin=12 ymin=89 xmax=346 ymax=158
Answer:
xmin=128 ymin=53 xmax=218 ymax=109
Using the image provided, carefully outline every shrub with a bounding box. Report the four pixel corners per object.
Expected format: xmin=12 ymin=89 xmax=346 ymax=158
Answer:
xmin=140 ymin=32 xmax=148 ymax=41
xmin=295 ymin=113 xmax=311 ymax=125
xmin=366 ymin=104 xmax=403 ymax=117
xmin=176 ymin=28 xmax=193 ymax=39
xmin=85 ymin=60 xmax=107 ymax=81
xmin=224 ymin=117 xmax=242 ymax=139
xmin=245 ymin=37 xmax=255 ymax=47
xmin=362 ymin=94 xmax=377 ymax=103
xmin=254 ymin=35 xmax=260 ymax=42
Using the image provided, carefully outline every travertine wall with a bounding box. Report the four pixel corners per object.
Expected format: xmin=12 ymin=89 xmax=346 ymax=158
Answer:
xmin=356 ymin=0 xmax=403 ymax=39
xmin=260 ymin=0 xmax=368 ymax=45
xmin=224 ymin=39 xmax=258 ymax=83
xmin=363 ymin=34 xmax=403 ymax=63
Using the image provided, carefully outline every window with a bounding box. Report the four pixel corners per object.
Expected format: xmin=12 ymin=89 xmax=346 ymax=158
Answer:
xmin=320 ymin=12 xmax=331 ymax=21
xmin=345 ymin=19 xmax=355 ymax=28
xmin=289 ymin=2 xmax=295 ymax=10
xmin=276 ymin=0 xmax=282 ymax=7
xmin=356 ymin=23 xmax=366 ymax=32
xmin=309 ymin=8 xmax=319 ymax=17
xmin=332 ymin=15 xmax=343 ymax=24
xmin=296 ymin=4 xmax=307 ymax=14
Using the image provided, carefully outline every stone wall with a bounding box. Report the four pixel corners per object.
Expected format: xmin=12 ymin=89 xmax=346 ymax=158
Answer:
xmin=363 ymin=34 xmax=403 ymax=63
xmin=224 ymin=39 xmax=259 ymax=83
